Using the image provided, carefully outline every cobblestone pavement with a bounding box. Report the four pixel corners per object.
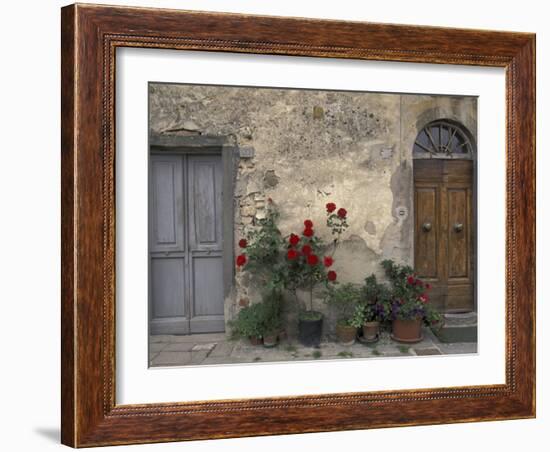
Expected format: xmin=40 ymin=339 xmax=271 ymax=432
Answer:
xmin=149 ymin=328 xmax=477 ymax=367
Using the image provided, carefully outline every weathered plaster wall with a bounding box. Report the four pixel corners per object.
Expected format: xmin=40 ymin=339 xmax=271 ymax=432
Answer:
xmin=149 ymin=84 xmax=477 ymax=332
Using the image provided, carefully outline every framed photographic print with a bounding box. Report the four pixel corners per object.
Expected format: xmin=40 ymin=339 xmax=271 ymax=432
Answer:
xmin=61 ymin=3 xmax=535 ymax=447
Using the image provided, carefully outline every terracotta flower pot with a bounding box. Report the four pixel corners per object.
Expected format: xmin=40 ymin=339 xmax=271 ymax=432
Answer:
xmin=335 ymin=323 xmax=357 ymax=345
xmin=263 ymin=334 xmax=278 ymax=348
xmin=249 ymin=335 xmax=263 ymax=346
xmin=391 ymin=318 xmax=423 ymax=343
xmin=362 ymin=321 xmax=380 ymax=341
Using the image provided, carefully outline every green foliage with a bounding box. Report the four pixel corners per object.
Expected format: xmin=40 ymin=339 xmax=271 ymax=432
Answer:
xmin=284 ymin=241 xmax=331 ymax=295
xmin=397 ymin=345 xmax=410 ymax=354
xmin=229 ymin=302 xmax=266 ymax=339
xmin=348 ymin=303 xmax=367 ymax=328
xmin=237 ymin=201 xmax=349 ymax=315
xmin=381 ymin=259 xmax=442 ymax=325
xmin=312 ymin=350 xmax=322 ymax=359
xmin=324 ymin=283 xmax=362 ymax=323
xmin=343 ymin=274 xmax=392 ymax=327
xmin=363 ymin=275 xmax=390 ymax=304
xmin=361 ymin=274 xmax=392 ymax=322
xmin=243 ymin=205 xmax=285 ymax=291
xmin=326 ymin=211 xmax=349 ymax=235
xmin=381 ymin=259 xmax=414 ymax=283
xmin=337 ymin=351 xmax=354 ymax=358
xmin=261 ymin=290 xmax=283 ymax=335
xmin=298 ymin=310 xmax=323 ymax=321
xmin=230 ymin=290 xmax=283 ymax=339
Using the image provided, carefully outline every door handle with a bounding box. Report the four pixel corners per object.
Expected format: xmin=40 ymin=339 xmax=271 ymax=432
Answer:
xmin=453 ymin=223 xmax=464 ymax=233
xmin=422 ymin=222 xmax=432 ymax=232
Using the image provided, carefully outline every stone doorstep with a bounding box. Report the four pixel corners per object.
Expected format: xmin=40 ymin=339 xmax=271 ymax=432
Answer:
xmin=432 ymin=324 xmax=478 ymax=343
xmin=432 ymin=312 xmax=478 ymax=343
xmin=443 ymin=312 xmax=478 ymax=326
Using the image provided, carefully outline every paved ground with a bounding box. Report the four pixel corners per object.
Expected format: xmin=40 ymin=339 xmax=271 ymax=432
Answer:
xmin=149 ymin=328 xmax=477 ymax=367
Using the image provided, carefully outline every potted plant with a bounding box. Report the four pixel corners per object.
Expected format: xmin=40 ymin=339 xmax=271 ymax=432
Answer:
xmin=382 ymin=260 xmax=441 ymax=343
xmin=359 ymin=275 xmax=391 ymax=341
xmin=324 ymin=283 xmax=361 ymax=345
xmin=236 ymin=201 xmax=349 ymax=348
xmin=286 ymin=203 xmax=349 ymax=346
xmin=229 ymin=302 xmax=266 ymax=345
xmin=234 ymin=202 xmax=284 ymax=345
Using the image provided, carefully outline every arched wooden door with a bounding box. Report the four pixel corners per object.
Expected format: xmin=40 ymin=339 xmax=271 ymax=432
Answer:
xmin=413 ymin=120 xmax=475 ymax=313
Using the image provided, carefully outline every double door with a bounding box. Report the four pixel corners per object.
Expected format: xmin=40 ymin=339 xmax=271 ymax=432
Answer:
xmin=414 ymin=159 xmax=474 ymax=313
xmin=149 ymin=153 xmax=225 ymax=335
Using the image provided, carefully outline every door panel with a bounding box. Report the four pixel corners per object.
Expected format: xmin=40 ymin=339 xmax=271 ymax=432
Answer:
xmin=192 ymin=257 xmax=224 ymax=316
xmin=149 ymin=155 xmax=188 ymax=335
xmin=151 ymin=258 xmax=187 ymax=319
xmin=188 ymin=157 xmax=222 ymax=250
xmin=187 ymin=155 xmax=225 ymax=333
xmin=447 ymin=187 xmax=469 ymax=279
xmin=150 ymin=153 xmax=225 ymax=336
xmin=415 ymin=187 xmax=438 ymax=278
xmin=150 ymin=157 xmax=184 ymax=253
xmin=414 ymin=159 xmax=474 ymax=313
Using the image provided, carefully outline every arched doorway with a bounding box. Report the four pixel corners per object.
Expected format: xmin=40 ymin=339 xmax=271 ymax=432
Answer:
xmin=413 ymin=120 xmax=476 ymax=313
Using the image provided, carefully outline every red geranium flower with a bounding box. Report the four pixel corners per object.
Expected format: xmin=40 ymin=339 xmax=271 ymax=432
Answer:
xmin=238 ymin=238 xmax=247 ymax=248
xmin=326 ymin=202 xmax=337 ymax=213
xmin=236 ymin=254 xmax=247 ymax=267
xmin=304 ymin=219 xmax=313 ymax=229
xmin=337 ymin=207 xmax=347 ymax=219
xmin=419 ymin=294 xmax=429 ymax=303
xmin=303 ymin=228 xmax=314 ymax=237
xmin=287 ymin=249 xmax=298 ymax=260
xmin=425 ymin=283 xmax=432 ymax=290
xmin=323 ymin=256 xmax=334 ymax=267
xmin=302 ymin=244 xmax=312 ymax=255
xmin=407 ymin=275 xmax=415 ymax=285
xmin=327 ymin=270 xmax=337 ymax=281
xmin=415 ymin=278 xmax=423 ymax=286
xmin=289 ymin=233 xmax=300 ymax=246
xmin=307 ymin=254 xmax=319 ymax=266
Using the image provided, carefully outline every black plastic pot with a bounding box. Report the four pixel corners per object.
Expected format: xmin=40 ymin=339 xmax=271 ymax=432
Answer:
xmin=298 ymin=312 xmax=323 ymax=347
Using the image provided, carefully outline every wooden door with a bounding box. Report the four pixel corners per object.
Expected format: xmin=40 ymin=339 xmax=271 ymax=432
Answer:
xmin=414 ymin=159 xmax=474 ymax=313
xmin=149 ymin=153 xmax=225 ymax=335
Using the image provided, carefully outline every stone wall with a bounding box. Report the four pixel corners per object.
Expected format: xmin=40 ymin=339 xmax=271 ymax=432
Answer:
xmin=149 ymin=83 xmax=477 ymax=334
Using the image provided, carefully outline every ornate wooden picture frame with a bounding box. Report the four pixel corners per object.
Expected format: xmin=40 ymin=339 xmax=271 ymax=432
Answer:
xmin=61 ymin=3 xmax=535 ymax=447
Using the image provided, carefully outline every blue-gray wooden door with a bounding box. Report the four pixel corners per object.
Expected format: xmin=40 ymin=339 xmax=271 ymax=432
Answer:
xmin=149 ymin=153 xmax=225 ymax=335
